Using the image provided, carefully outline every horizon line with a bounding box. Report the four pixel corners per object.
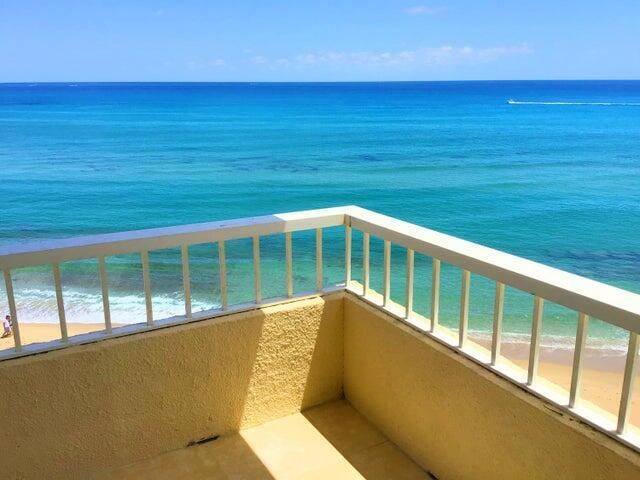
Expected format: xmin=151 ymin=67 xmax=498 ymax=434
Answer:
xmin=2 ymin=78 xmax=640 ymax=85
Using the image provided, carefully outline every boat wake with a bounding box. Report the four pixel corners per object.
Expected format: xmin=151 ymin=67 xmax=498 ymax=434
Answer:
xmin=507 ymin=99 xmax=640 ymax=106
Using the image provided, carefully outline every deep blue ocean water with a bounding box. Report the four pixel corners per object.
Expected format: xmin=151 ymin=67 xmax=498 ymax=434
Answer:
xmin=1 ymin=81 xmax=639 ymax=349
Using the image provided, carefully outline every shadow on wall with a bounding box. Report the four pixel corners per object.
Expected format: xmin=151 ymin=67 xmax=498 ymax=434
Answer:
xmin=0 ymin=295 xmax=344 ymax=479
xmin=240 ymin=294 xmax=344 ymax=427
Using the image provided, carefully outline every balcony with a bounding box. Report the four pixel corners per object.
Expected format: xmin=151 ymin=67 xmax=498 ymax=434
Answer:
xmin=1 ymin=206 xmax=639 ymax=479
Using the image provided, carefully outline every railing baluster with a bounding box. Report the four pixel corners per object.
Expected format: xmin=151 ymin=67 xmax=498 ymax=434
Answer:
xmin=181 ymin=245 xmax=192 ymax=318
xmin=253 ymin=235 xmax=261 ymax=303
xmin=617 ymin=331 xmax=639 ymax=434
xmin=52 ymin=263 xmax=68 ymax=341
xmin=316 ymin=228 xmax=323 ymax=291
xmin=569 ymin=313 xmax=589 ymax=408
xmin=430 ymin=258 xmax=440 ymax=333
xmin=140 ymin=250 xmax=153 ymax=326
xmin=527 ymin=296 xmax=544 ymax=385
xmin=3 ymin=270 xmax=22 ymax=351
xmin=3 ymin=205 xmax=640 ymax=448
xmin=98 ymin=256 xmax=112 ymax=333
xmin=217 ymin=241 xmax=228 ymax=310
xmin=459 ymin=269 xmax=470 ymax=348
xmin=405 ymin=248 xmax=414 ymax=319
xmin=383 ymin=240 xmax=391 ymax=307
xmin=285 ymin=232 xmax=293 ymax=297
xmin=344 ymin=225 xmax=352 ymax=286
xmin=491 ymin=282 xmax=505 ymax=365
xmin=362 ymin=232 xmax=370 ymax=296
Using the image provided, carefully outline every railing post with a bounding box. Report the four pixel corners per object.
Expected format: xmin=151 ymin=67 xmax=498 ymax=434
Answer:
xmin=527 ymin=296 xmax=544 ymax=385
xmin=285 ymin=232 xmax=293 ymax=297
xmin=383 ymin=240 xmax=391 ymax=307
xmin=3 ymin=205 xmax=640 ymax=449
xmin=140 ymin=250 xmax=153 ymax=326
xmin=362 ymin=232 xmax=370 ymax=296
xmin=181 ymin=245 xmax=192 ymax=318
xmin=405 ymin=249 xmax=414 ymax=319
xmin=459 ymin=269 xmax=470 ymax=348
xmin=491 ymin=282 xmax=505 ymax=365
xmin=569 ymin=313 xmax=589 ymax=408
xmin=617 ymin=331 xmax=639 ymax=434
xmin=217 ymin=241 xmax=228 ymax=310
xmin=52 ymin=263 xmax=68 ymax=341
xmin=253 ymin=235 xmax=261 ymax=303
xmin=344 ymin=225 xmax=352 ymax=287
xmin=98 ymin=256 xmax=112 ymax=333
xmin=430 ymin=259 xmax=440 ymax=333
xmin=3 ymin=270 xmax=22 ymax=351
xmin=316 ymin=228 xmax=323 ymax=291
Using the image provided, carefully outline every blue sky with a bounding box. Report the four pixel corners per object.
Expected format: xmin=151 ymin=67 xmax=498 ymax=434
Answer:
xmin=1 ymin=0 xmax=639 ymax=82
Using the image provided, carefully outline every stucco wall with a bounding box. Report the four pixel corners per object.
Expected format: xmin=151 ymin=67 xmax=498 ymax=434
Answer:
xmin=2 ymin=291 xmax=639 ymax=480
xmin=343 ymin=295 xmax=640 ymax=480
xmin=0 ymin=294 xmax=343 ymax=480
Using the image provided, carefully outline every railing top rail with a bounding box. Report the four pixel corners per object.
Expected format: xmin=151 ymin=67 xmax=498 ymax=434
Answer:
xmin=0 ymin=207 xmax=347 ymax=270
xmin=2 ymin=204 xmax=639 ymax=333
xmin=345 ymin=206 xmax=640 ymax=334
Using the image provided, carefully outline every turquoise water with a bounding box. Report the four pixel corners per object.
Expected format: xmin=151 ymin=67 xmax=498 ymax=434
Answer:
xmin=1 ymin=81 xmax=640 ymax=348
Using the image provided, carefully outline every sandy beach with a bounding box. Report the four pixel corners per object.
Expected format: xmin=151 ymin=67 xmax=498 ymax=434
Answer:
xmin=513 ymin=353 xmax=639 ymax=424
xmin=472 ymin=335 xmax=640 ymax=427
xmin=0 ymin=323 xmax=121 ymax=351
xmin=2 ymin=321 xmax=638 ymax=428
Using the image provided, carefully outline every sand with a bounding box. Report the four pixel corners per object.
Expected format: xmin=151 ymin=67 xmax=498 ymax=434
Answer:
xmin=473 ymin=335 xmax=640 ymax=427
xmin=0 ymin=322 xmax=119 ymax=350
xmin=1 ymin=322 xmax=638 ymax=427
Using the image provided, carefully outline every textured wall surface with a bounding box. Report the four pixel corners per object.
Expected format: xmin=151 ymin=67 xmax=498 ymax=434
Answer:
xmin=343 ymin=295 xmax=640 ymax=480
xmin=0 ymin=294 xmax=343 ymax=480
xmin=3 ymin=291 xmax=639 ymax=480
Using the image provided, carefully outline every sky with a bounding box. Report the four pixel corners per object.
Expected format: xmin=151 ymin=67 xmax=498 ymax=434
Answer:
xmin=1 ymin=0 xmax=639 ymax=82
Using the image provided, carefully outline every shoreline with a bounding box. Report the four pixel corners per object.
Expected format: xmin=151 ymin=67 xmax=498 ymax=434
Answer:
xmin=0 ymin=322 xmax=124 ymax=350
xmin=1 ymin=321 xmax=638 ymax=427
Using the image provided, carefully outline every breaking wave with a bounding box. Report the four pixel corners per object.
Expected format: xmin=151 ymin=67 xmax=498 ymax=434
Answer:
xmin=5 ymin=287 xmax=629 ymax=352
xmin=9 ymin=287 xmax=219 ymax=325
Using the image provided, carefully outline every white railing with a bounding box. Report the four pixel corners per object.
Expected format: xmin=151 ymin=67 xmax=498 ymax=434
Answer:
xmin=1 ymin=206 xmax=639 ymax=448
xmin=0 ymin=207 xmax=346 ymax=356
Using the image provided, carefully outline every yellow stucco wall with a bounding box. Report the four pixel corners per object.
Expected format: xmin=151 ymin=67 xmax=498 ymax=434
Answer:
xmin=0 ymin=294 xmax=343 ymax=480
xmin=344 ymin=295 xmax=640 ymax=480
xmin=2 ymin=291 xmax=639 ymax=480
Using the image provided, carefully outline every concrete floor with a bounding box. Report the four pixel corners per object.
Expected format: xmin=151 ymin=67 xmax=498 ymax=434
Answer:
xmin=96 ymin=399 xmax=430 ymax=479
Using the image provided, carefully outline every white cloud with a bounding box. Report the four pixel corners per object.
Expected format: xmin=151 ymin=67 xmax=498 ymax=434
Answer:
xmin=251 ymin=44 xmax=532 ymax=69
xmin=405 ymin=5 xmax=446 ymax=15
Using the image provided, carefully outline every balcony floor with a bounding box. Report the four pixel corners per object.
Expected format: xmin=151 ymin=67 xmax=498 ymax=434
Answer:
xmin=95 ymin=399 xmax=430 ymax=480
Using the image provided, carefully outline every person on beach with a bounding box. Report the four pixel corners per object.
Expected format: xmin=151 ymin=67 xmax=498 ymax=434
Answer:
xmin=2 ymin=315 xmax=12 ymax=338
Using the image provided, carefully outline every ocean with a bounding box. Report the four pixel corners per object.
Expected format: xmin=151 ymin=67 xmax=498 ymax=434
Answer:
xmin=1 ymin=81 xmax=640 ymax=350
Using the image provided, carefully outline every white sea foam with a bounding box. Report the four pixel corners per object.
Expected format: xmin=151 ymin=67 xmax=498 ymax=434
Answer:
xmin=6 ymin=287 xmax=628 ymax=352
xmin=9 ymin=287 xmax=219 ymax=325
xmin=468 ymin=329 xmax=627 ymax=353
xmin=507 ymin=99 xmax=640 ymax=106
